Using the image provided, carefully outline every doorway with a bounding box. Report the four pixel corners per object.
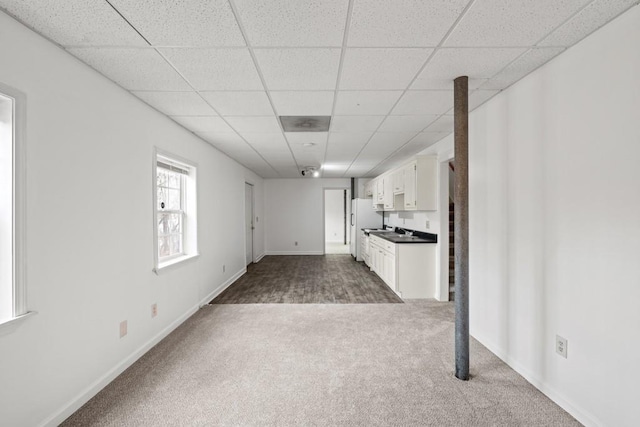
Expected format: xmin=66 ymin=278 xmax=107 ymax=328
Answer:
xmin=245 ymin=182 xmax=254 ymax=266
xmin=324 ymin=188 xmax=350 ymax=254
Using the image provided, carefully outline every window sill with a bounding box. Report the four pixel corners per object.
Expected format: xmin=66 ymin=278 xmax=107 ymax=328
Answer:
xmin=0 ymin=311 xmax=37 ymax=336
xmin=154 ymin=253 xmax=200 ymax=275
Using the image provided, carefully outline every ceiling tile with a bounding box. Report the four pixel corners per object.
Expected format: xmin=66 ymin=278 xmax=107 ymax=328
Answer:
xmin=255 ymin=48 xmax=341 ymax=90
xmin=409 ymin=132 xmax=450 ymax=146
xmin=423 ymin=115 xmax=453 ymax=132
xmin=226 ymin=116 xmax=282 ymax=133
xmin=0 ymin=0 xmax=148 ymax=46
xmin=356 ymin=132 xmax=416 ymax=161
xmin=233 ymin=0 xmax=348 ymax=46
xmin=415 ymin=48 xmax=526 ymax=83
xmin=391 ymin=91 xmax=453 ymax=115
xmin=108 ymin=0 xmax=245 ymax=46
xmin=160 ymin=48 xmax=263 ymax=90
xmin=539 ymin=0 xmax=638 ymax=47
xmin=133 ymin=91 xmax=216 ymax=116
xmin=411 ymin=77 xmax=487 ymax=90
xmin=241 ymin=133 xmax=288 ymax=147
xmin=330 ymin=116 xmax=385 ymax=132
xmin=334 ymin=91 xmax=403 ymax=115
xmin=199 ymin=91 xmax=273 ymax=116
xmin=481 ymin=47 xmax=564 ymax=90
xmin=348 ymin=0 xmax=470 ymax=47
xmin=469 ymin=89 xmax=500 ymax=110
xmin=196 ymin=131 xmax=245 ymax=145
xmin=68 ymin=48 xmax=190 ymax=91
xmin=286 ymin=133 xmax=329 ymax=146
xmin=325 ymin=133 xmax=372 ymax=162
xmin=170 ymin=116 xmax=235 ymax=133
xmin=340 ymin=48 xmax=432 ymax=90
xmin=444 ymin=0 xmax=591 ymax=47
xmin=378 ymin=115 xmax=439 ymax=132
xmin=270 ymin=91 xmax=335 ymax=116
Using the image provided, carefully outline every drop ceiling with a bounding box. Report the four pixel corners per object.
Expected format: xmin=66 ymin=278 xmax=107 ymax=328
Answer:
xmin=1 ymin=0 xmax=637 ymax=178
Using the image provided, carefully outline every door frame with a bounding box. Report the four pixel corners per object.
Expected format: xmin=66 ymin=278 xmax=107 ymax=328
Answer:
xmin=437 ymin=150 xmax=454 ymax=301
xmin=322 ymin=187 xmax=350 ymax=255
xmin=244 ymin=182 xmax=254 ymax=265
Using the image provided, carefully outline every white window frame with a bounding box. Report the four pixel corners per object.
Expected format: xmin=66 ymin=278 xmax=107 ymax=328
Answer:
xmin=153 ymin=148 xmax=198 ymax=274
xmin=0 ymin=83 xmax=34 ymax=332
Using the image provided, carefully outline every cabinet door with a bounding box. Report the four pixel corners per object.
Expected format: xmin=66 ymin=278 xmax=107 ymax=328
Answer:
xmin=403 ymin=162 xmax=417 ymax=209
xmin=393 ymin=169 xmax=404 ymax=194
xmin=376 ymin=179 xmax=384 ymax=203
xmin=383 ymin=176 xmax=394 ymax=209
xmin=383 ymin=251 xmax=396 ymax=291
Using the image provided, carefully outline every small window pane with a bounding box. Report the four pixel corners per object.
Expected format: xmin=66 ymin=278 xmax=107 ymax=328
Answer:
xmin=168 ymin=172 xmax=181 ymax=189
xmin=170 ymin=234 xmax=182 ymax=255
xmin=158 ymin=236 xmax=170 ymax=257
xmin=157 ymin=187 xmax=168 ymax=210
xmin=157 ymin=169 xmax=168 ymax=187
xmin=167 ymin=188 xmax=181 ymax=210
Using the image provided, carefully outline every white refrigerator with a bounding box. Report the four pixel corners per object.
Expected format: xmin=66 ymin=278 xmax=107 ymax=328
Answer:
xmin=350 ymin=198 xmax=383 ymax=261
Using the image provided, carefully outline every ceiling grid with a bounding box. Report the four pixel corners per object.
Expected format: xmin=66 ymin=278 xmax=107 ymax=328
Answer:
xmin=1 ymin=0 xmax=638 ymax=178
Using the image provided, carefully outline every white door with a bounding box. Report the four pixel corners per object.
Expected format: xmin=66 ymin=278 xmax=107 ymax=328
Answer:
xmin=245 ymin=183 xmax=253 ymax=266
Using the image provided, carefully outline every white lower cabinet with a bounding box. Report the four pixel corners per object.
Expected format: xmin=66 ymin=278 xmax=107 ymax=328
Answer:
xmin=369 ymin=235 xmax=435 ymax=298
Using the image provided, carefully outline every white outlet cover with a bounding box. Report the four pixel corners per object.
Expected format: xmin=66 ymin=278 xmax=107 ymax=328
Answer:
xmin=556 ymin=335 xmax=568 ymax=358
xmin=119 ymin=320 xmax=128 ymax=338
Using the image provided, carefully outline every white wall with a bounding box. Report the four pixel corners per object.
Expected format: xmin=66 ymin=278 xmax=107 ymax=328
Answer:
xmin=265 ymin=178 xmax=350 ymax=254
xmin=0 ymin=11 xmax=263 ymax=426
xmin=424 ymin=6 xmax=640 ymax=426
xmin=325 ymin=189 xmax=346 ymax=243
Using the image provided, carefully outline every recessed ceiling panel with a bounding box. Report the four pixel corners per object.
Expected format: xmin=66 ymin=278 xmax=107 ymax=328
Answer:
xmin=159 ymin=48 xmax=263 ymax=90
xmin=416 ymin=48 xmax=527 ymax=83
xmin=226 ymin=116 xmax=282 ymax=133
xmin=538 ymin=0 xmax=638 ymax=47
xmin=280 ymin=116 xmax=331 ymax=132
xmin=133 ymin=91 xmax=216 ymax=116
xmin=423 ymin=115 xmax=453 ymax=132
xmin=330 ymin=116 xmax=385 ymax=132
xmin=444 ymin=0 xmax=591 ymax=47
xmin=340 ymin=48 xmax=432 ymax=90
xmin=255 ymin=48 xmax=341 ymax=90
xmin=68 ymin=48 xmax=191 ymax=91
xmin=348 ymin=0 xmax=469 ymax=47
xmin=481 ymin=48 xmax=564 ymax=90
xmin=0 ymin=0 xmax=148 ymax=46
xmin=200 ymin=91 xmax=274 ymax=116
xmin=271 ymin=92 xmax=334 ymax=116
xmin=378 ymin=115 xmax=439 ymax=133
xmin=171 ymin=116 xmax=236 ymax=133
xmin=233 ymin=0 xmax=348 ymax=47
xmin=334 ymin=91 xmax=403 ymax=115
xmin=108 ymin=0 xmax=245 ymax=46
xmin=391 ymin=91 xmax=453 ymax=116
xmin=196 ymin=131 xmax=245 ymax=146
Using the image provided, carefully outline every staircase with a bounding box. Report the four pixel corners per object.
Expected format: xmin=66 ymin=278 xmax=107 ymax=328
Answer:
xmin=449 ymin=201 xmax=455 ymax=301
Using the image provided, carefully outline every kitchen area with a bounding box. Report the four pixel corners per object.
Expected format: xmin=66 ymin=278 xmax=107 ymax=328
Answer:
xmin=350 ymin=155 xmax=441 ymax=301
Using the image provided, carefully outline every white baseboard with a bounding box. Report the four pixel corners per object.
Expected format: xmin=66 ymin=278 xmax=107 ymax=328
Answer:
xmin=42 ymin=267 xmax=247 ymax=427
xmin=471 ymin=332 xmax=601 ymax=427
xmin=254 ymin=252 xmax=266 ymax=263
xmin=265 ymin=251 xmax=324 ymax=255
xmin=199 ymin=267 xmax=246 ymax=307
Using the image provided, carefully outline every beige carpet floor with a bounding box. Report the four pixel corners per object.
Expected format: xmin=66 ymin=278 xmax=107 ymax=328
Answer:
xmin=63 ymin=301 xmax=581 ymax=426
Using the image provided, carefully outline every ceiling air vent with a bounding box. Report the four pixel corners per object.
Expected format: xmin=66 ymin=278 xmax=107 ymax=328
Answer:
xmin=280 ymin=116 xmax=331 ymax=132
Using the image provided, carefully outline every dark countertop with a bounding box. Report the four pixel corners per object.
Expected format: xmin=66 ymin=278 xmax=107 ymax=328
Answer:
xmin=369 ymin=228 xmax=437 ymax=244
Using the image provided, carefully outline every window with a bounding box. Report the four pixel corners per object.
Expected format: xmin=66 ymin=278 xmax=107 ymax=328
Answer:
xmin=153 ymin=150 xmax=198 ymax=273
xmin=1 ymin=85 xmax=29 ymax=328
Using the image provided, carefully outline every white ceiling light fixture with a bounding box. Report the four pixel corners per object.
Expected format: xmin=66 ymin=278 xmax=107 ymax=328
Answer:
xmin=300 ymin=166 xmax=320 ymax=177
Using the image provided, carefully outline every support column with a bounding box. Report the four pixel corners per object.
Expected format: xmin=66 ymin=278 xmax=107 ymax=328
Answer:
xmin=454 ymin=76 xmax=469 ymax=381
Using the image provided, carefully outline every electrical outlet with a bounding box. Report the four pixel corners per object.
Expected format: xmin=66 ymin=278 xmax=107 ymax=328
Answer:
xmin=294 ymin=241 xmax=298 ymax=246
xmin=403 ymin=218 xmax=406 ymax=225
xmin=556 ymin=335 xmax=568 ymax=358
xmin=151 ymin=304 xmax=157 ymax=318
xmin=119 ymin=320 xmax=127 ymax=338
xmin=425 ymin=219 xmax=430 ymax=229
xmin=222 ymin=264 xmax=225 ymax=273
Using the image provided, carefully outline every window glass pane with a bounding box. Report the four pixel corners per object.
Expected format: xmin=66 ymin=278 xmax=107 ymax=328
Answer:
xmin=157 ymin=169 xmax=168 ymax=187
xmin=167 ymin=188 xmax=181 ymax=210
xmin=168 ymin=172 xmax=181 ymax=189
xmin=170 ymin=234 xmax=182 ymax=255
xmin=168 ymin=213 xmax=181 ymax=234
xmin=158 ymin=236 xmax=170 ymax=258
xmin=157 ymin=186 xmax=168 ymax=210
